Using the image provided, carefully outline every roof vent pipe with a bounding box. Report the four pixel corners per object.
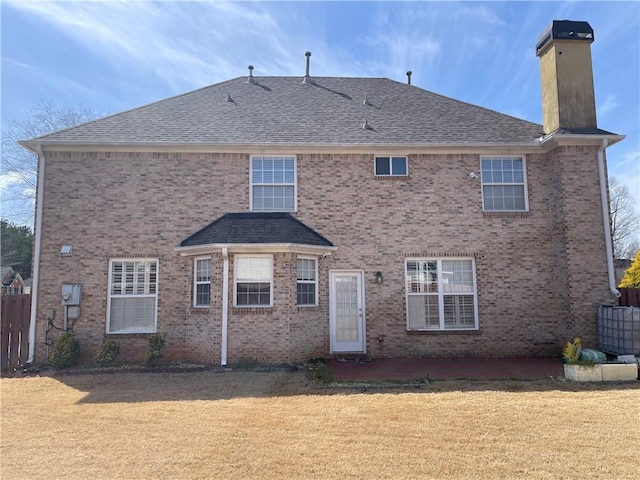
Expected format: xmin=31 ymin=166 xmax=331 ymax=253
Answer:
xmin=406 ymin=70 xmax=412 ymax=85
xmin=247 ymin=65 xmax=255 ymax=83
xmin=303 ymin=51 xmax=311 ymax=83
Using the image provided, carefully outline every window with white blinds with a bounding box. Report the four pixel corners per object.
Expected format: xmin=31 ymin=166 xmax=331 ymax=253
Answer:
xmin=107 ymin=259 xmax=158 ymax=333
xmin=405 ymin=258 xmax=478 ymax=330
xmin=235 ymin=255 xmax=273 ymax=307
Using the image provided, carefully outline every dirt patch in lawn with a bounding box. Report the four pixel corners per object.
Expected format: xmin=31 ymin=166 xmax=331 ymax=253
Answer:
xmin=2 ymin=370 xmax=638 ymax=479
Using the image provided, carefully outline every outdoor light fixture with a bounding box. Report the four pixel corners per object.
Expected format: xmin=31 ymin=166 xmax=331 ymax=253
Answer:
xmin=375 ymin=271 xmax=383 ymax=283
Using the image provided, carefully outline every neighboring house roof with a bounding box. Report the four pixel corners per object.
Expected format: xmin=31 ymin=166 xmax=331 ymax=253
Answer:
xmin=24 ymin=76 xmax=550 ymax=147
xmin=180 ymin=212 xmax=334 ymax=248
xmin=8 ymin=273 xmax=25 ymax=288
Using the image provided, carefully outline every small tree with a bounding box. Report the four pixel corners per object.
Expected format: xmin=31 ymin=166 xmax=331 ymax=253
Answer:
xmin=619 ymin=251 xmax=640 ymax=288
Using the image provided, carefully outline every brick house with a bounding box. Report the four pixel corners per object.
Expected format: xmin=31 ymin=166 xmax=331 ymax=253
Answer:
xmin=1 ymin=267 xmax=30 ymax=296
xmin=23 ymin=20 xmax=623 ymax=365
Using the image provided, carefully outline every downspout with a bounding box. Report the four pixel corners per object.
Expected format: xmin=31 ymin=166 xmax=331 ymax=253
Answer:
xmin=221 ymin=247 xmax=229 ymax=366
xmin=28 ymin=145 xmax=45 ymax=363
xmin=597 ymin=138 xmax=621 ymax=298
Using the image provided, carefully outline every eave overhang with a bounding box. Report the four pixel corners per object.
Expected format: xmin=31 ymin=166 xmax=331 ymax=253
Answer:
xmin=538 ymin=132 xmax=625 ymax=149
xmin=20 ymin=140 xmax=549 ymax=155
xmin=175 ymin=242 xmax=337 ymax=257
xmin=21 ymin=132 xmax=624 ymax=156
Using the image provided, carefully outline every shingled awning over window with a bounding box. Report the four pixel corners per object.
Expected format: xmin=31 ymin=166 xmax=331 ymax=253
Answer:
xmin=176 ymin=212 xmax=335 ymax=256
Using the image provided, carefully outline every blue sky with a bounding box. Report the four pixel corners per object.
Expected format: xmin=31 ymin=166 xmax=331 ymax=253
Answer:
xmin=1 ymin=0 xmax=639 ymax=230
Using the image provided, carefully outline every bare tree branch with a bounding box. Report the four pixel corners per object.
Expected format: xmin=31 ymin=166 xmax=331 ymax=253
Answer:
xmin=1 ymin=100 xmax=101 ymax=225
xmin=610 ymin=177 xmax=640 ymax=259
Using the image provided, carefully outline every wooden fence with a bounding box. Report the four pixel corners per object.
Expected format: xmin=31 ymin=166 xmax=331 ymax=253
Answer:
xmin=1 ymin=294 xmax=31 ymax=372
xmin=619 ymin=288 xmax=640 ymax=308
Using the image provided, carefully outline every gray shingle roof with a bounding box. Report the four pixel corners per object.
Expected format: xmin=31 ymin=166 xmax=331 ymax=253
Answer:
xmin=180 ymin=213 xmax=334 ymax=247
xmin=27 ymin=76 xmax=547 ymax=146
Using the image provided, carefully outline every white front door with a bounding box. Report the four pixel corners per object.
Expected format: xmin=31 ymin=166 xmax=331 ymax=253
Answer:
xmin=329 ymin=270 xmax=365 ymax=353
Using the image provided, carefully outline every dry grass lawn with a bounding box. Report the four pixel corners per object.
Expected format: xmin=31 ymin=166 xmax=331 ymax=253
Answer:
xmin=1 ymin=370 xmax=638 ymax=479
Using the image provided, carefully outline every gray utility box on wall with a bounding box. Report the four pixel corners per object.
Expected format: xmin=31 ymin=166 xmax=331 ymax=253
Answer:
xmin=61 ymin=284 xmax=82 ymax=306
xmin=598 ymin=305 xmax=640 ymax=355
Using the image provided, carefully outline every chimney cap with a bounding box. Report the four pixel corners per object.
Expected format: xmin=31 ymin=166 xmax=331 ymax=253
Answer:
xmin=536 ymin=20 xmax=594 ymax=56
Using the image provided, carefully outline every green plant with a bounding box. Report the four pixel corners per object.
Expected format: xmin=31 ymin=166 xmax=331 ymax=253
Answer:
xmin=305 ymin=358 xmax=334 ymax=385
xmin=95 ymin=340 xmax=120 ymax=367
xmin=567 ymin=358 xmax=597 ymax=367
xmin=145 ymin=333 xmax=166 ymax=366
xmin=48 ymin=333 xmax=80 ymax=369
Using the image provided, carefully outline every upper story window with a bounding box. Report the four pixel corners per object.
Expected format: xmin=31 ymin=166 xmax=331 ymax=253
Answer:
xmin=107 ymin=259 xmax=158 ymax=334
xmin=481 ymin=156 xmax=528 ymax=212
xmin=375 ymin=156 xmax=408 ymax=176
xmin=193 ymin=257 xmax=211 ymax=308
xmin=405 ymin=258 xmax=478 ymax=331
xmin=235 ymin=255 xmax=273 ymax=307
xmin=297 ymin=257 xmax=318 ymax=306
xmin=251 ymin=156 xmax=296 ymax=212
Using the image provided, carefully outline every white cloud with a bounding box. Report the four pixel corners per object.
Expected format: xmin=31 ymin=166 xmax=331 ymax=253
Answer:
xmin=0 ymin=172 xmax=27 ymax=192
xmin=6 ymin=1 xmax=299 ymax=92
xmin=598 ymin=95 xmax=619 ymax=117
xmin=457 ymin=6 xmax=506 ymax=26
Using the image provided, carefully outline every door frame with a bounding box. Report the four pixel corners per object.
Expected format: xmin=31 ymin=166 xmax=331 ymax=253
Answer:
xmin=329 ymin=269 xmax=366 ymax=354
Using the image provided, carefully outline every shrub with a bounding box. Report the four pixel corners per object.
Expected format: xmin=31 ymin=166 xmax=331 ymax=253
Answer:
xmin=145 ymin=333 xmax=166 ymax=366
xmin=306 ymin=357 xmax=334 ymax=384
xmin=95 ymin=340 xmax=120 ymax=367
xmin=49 ymin=333 xmax=80 ymax=369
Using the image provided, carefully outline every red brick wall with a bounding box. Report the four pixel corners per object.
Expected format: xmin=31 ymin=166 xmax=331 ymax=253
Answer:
xmin=33 ymin=148 xmax=615 ymax=365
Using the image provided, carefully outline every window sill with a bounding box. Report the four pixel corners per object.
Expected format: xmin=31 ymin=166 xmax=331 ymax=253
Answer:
xmin=482 ymin=211 xmax=529 ymax=219
xmin=407 ymin=329 xmax=481 ymax=335
xmin=105 ymin=332 xmax=156 ymax=338
xmin=297 ymin=305 xmax=320 ymax=311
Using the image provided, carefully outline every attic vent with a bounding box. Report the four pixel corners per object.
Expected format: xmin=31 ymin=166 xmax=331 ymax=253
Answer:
xmin=302 ymin=51 xmax=311 ymax=83
xmin=363 ymin=119 xmax=372 ymax=130
xmin=363 ymin=93 xmax=369 ymax=105
xmin=247 ymin=65 xmax=255 ymax=84
xmin=406 ymin=70 xmax=412 ymax=85
xmin=226 ymin=92 xmax=233 ymax=102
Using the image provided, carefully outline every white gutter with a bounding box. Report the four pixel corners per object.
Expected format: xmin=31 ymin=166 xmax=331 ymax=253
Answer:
xmin=221 ymin=247 xmax=229 ymax=366
xmin=176 ymin=242 xmax=336 ymax=257
xmin=28 ymin=146 xmax=45 ymax=363
xmin=597 ymin=139 xmax=621 ymax=298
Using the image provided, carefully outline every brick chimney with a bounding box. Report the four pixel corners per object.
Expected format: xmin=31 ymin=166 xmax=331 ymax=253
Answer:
xmin=536 ymin=20 xmax=597 ymax=134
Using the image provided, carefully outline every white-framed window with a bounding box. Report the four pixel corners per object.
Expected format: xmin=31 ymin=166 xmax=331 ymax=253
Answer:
xmin=234 ymin=255 xmax=273 ymax=307
xmin=250 ymin=156 xmax=297 ymax=212
xmin=405 ymin=258 xmax=478 ymax=331
xmin=481 ymin=156 xmax=528 ymax=212
xmin=297 ymin=257 xmax=318 ymax=306
xmin=193 ymin=257 xmax=212 ymax=308
xmin=374 ymin=156 xmax=408 ymax=176
xmin=107 ymin=259 xmax=158 ymax=334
